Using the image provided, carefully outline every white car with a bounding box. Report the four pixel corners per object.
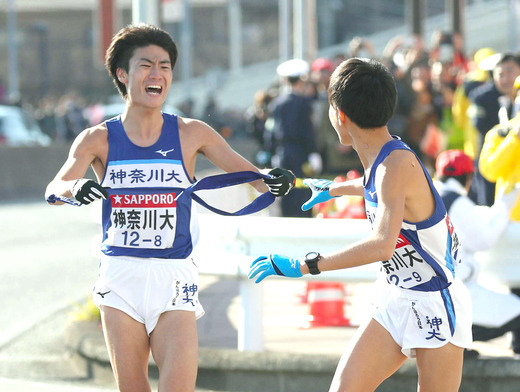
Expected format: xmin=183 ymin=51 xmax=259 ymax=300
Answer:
xmin=0 ymin=105 xmax=51 ymax=147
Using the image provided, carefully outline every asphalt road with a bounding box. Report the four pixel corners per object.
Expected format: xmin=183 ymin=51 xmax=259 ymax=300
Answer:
xmin=0 ymin=200 xmax=101 ymax=349
xmin=0 ymin=378 xmax=119 ymax=392
xmin=0 ymin=199 xmax=234 ymax=391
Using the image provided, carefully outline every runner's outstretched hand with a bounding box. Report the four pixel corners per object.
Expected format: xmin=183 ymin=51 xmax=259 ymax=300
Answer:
xmin=71 ymin=179 xmax=108 ymax=205
xmin=301 ymin=178 xmax=337 ymax=211
xmin=263 ymin=168 xmax=296 ymax=196
xmin=248 ymin=254 xmax=302 ymax=283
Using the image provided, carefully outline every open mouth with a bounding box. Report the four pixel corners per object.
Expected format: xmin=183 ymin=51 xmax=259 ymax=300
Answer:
xmin=145 ymin=85 xmax=163 ymax=95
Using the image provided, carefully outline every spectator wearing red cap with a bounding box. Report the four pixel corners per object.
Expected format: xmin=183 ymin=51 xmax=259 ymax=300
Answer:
xmin=434 ymin=149 xmax=520 ymax=358
xmin=311 ymin=58 xmax=335 ymax=73
xmin=436 ymin=149 xmax=475 ymax=178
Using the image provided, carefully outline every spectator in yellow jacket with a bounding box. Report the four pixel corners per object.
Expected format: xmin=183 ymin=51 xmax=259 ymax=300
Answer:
xmin=479 ymin=76 xmax=520 ymax=221
xmin=452 ymin=47 xmax=495 ymax=159
xmin=479 ymin=75 xmax=520 ymax=356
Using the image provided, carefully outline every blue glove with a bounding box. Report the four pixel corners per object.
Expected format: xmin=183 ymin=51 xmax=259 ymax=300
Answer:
xmin=301 ymin=178 xmax=337 ymax=211
xmin=248 ymin=254 xmax=303 ymax=283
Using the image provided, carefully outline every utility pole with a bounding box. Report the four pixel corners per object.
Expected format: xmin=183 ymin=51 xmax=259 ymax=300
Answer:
xmin=132 ymin=0 xmax=160 ymax=25
xmin=508 ymin=0 xmax=519 ymax=51
xmin=97 ymin=0 xmax=115 ymax=65
xmin=228 ymin=0 xmax=243 ymax=73
xmin=279 ymin=0 xmax=291 ymax=62
xmin=7 ymin=0 xmax=20 ymax=103
xmin=180 ymin=0 xmax=193 ymax=93
xmin=306 ymin=0 xmax=317 ymax=62
xmin=407 ymin=0 xmax=424 ymax=37
xmin=446 ymin=0 xmax=464 ymax=34
xmin=293 ymin=0 xmax=304 ymax=60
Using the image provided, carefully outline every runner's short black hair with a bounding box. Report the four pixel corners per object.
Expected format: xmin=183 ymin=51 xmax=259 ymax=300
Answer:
xmin=328 ymin=58 xmax=397 ymax=129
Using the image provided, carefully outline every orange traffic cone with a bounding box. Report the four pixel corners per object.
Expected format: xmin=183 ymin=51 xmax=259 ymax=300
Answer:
xmin=303 ymin=281 xmax=351 ymax=328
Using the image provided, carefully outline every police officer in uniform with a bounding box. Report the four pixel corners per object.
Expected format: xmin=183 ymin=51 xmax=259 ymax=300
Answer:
xmin=265 ymin=59 xmax=322 ymax=217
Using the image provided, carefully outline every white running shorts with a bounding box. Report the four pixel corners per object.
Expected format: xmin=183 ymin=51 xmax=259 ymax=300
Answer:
xmin=372 ymin=277 xmax=472 ymax=358
xmin=92 ymin=254 xmax=205 ymax=335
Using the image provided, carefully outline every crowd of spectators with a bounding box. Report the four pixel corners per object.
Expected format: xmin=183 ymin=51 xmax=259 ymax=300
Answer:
xmin=4 ymin=28 xmax=518 ymax=214
xmin=244 ymin=30 xmax=520 ymax=211
xmin=32 ymin=92 xmax=89 ymax=142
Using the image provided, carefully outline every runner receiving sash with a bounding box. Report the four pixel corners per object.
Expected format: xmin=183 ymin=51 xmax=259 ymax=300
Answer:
xmin=249 ymin=58 xmax=472 ymax=392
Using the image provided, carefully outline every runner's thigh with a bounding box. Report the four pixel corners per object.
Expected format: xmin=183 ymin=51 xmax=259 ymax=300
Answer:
xmin=329 ymin=318 xmax=407 ymax=392
xmin=416 ymin=343 xmax=463 ymax=392
xmin=150 ymin=310 xmax=198 ymax=392
xmin=100 ymin=306 xmax=151 ymax=392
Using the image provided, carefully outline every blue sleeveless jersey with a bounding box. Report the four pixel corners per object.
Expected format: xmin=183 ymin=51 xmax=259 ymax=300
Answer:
xmin=364 ymin=138 xmax=461 ymax=292
xmin=99 ymin=113 xmax=197 ymax=259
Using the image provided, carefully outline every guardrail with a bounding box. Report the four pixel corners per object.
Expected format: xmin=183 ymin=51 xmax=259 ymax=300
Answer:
xmin=195 ymin=213 xmax=520 ymax=351
xmin=194 ymin=214 xmax=379 ymax=351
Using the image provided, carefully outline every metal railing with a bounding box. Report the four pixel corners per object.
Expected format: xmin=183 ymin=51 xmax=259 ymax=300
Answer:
xmin=195 ymin=213 xmax=520 ymax=351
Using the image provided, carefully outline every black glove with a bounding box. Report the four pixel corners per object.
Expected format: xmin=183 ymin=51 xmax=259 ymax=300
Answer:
xmin=263 ymin=168 xmax=296 ymax=197
xmin=71 ymin=179 xmax=108 ymax=205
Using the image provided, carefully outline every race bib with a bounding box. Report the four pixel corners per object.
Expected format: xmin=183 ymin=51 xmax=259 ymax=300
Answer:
xmin=101 ymin=171 xmax=276 ymax=258
xmin=382 ymin=233 xmax=435 ymax=289
xmin=105 ymin=191 xmax=177 ymax=249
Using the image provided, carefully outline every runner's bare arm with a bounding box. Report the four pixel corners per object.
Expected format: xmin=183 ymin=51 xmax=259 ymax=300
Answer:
xmin=45 ymin=126 xmax=108 ymax=204
xmin=328 ymin=177 xmax=365 ymax=197
xmin=300 ymin=154 xmax=407 ymax=274
xmin=181 ymin=118 xmax=268 ymax=193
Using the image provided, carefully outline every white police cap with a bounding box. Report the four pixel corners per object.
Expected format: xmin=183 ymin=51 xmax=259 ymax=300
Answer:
xmin=276 ymin=59 xmax=310 ymax=77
